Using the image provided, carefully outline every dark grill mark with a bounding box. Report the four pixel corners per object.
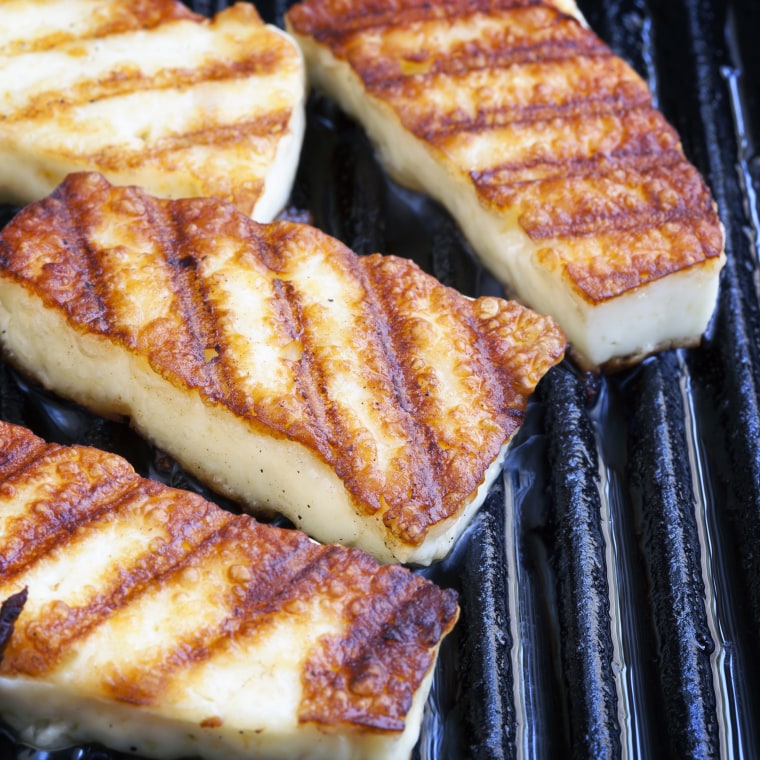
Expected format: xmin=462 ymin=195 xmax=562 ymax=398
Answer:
xmin=275 ymin=277 xmax=334 ymax=457
xmin=32 ymin=497 xmax=234 ymax=683
xmin=0 ymin=472 xmax=236 ymax=677
xmin=0 ymin=0 xmax=197 ymax=57
xmin=371 ymin=62 xmax=650 ymax=141
xmin=300 ymin=562 xmax=459 ymax=730
xmin=0 ymin=426 xmax=50 ymax=480
xmin=90 ymin=113 xmax=291 ymax=173
xmin=360 ymin=257 xmax=500 ymax=536
xmin=99 ymin=519 xmax=334 ymax=704
xmin=157 ymin=201 xmax=231 ymax=399
xmin=470 ymin=145 xmax=684 ymax=192
xmin=356 ymin=27 xmax=611 ymax=87
xmin=509 ymin=161 xmax=718 ymax=241
xmin=36 ymin=180 xmax=113 ymax=333
xmin=4 ymin=53 xmax=294 ymax=126
xmin=352 ymin=258 xmax=446 ymax=528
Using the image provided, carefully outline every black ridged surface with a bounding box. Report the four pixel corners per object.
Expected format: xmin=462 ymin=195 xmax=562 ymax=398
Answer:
xmin=546 ymin=366 xmax=618 ymax=760
xmin=1 ymin=0 xmax=759 ymax=758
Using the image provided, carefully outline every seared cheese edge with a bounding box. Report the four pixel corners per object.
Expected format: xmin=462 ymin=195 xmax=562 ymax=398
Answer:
xmin=251 ymin=27 xmax=308 ymax=222
xmin=0 ymin=671 xmax=434 ymax=759
xmin=0 ymin=276 xmax=496 ymax=565
xmin=289 ymin=31 xmax=725 ymax=369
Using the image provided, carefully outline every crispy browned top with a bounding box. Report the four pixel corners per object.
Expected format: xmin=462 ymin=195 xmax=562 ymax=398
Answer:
xmin=0 ymin=172 xmax=565 ymax=547
xmin=287 ymin=0 xmax=724 ymax=303
xmin=0 ymin=420 xmax=458 ymax=731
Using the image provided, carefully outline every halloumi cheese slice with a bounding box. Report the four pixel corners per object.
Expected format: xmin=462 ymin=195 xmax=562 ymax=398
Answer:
xmin=285 ymin=0 xmax=726 ymax=370
xmin=0 ymin=172 xmax=565 ymax=564
xmin=0 ymin=0 xmax=305 ymax=221
xmin=0 ymin=419 xmax=458 ymax=760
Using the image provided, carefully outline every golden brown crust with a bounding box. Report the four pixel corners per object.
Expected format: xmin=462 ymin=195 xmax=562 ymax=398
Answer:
xmin=0 ymin=420 xmax=458 ymax=730
xmin=360 ymin=254 xmax=564 ymax=539
xmin=0 ymin=172 xmax=565 ymax=548
xmin=0 ymin=441 xmax=141 ymax=588
xmin=300 ymin=561 xmax=458 ymax=731
xmin=286 ymin=0 xmax=724 ymax=304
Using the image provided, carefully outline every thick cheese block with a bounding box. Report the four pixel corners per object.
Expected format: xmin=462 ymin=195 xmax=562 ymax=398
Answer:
xmin=0 ymin=419 xmax=458 ymax=759
xmin=285 ymin=0 xmax=726 ymax=370
xmin=0 ymin=0 xmax=305 ymax=221
xmin=0 ymin=172 xmax=565 ymax=564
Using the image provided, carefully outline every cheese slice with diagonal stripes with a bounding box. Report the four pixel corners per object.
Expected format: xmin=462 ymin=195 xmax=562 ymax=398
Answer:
xmin=0 ymin=171 xmax=565 ymax=564
xmin=285 ymin=0 xmax=726 ymax=370
xmin=0 ymin=419 xmax=458 ymax=759
xmin=0 ymin=0 xmax=305 ymax=221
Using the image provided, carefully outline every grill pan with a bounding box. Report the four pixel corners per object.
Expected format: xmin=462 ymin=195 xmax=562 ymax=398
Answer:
xmin=1 ymin=0 xmax=759 ymax=757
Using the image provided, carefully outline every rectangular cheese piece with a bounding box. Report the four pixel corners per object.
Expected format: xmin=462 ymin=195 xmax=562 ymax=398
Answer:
xmin=0 ymin=172 xmax=565 ymax=564
xmin=0 ymin=0 xmax=305 ymax=221
xmin=285 ymin=0 xmax=726 ymax=370
xmin=0 ymin=419 xmax=458 ymax=760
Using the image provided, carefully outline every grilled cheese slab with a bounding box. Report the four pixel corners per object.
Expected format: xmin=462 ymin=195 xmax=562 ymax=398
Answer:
xmin=0 ymin=0 xmax=305 ymax=221
xmin=0 ymin=419 xmax=458 ymax=759
xmin=0 ymin=172 xmax=565 ymax=564
xmin=285 ymin=0 xmax=726 ymax=370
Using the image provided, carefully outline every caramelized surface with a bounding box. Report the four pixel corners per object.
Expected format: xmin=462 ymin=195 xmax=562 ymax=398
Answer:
xmin=0 ymin=0 xmax=304 ymax=218
xmin=0 ymin=172 xmax=565 ymax=550
xmin=0 ymin=420 xmax=458 ymax=731
xmin=0 ymin=174 xmax=565 ymax=545
xmin=286 ymin=0 xmax=724 ymax=304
